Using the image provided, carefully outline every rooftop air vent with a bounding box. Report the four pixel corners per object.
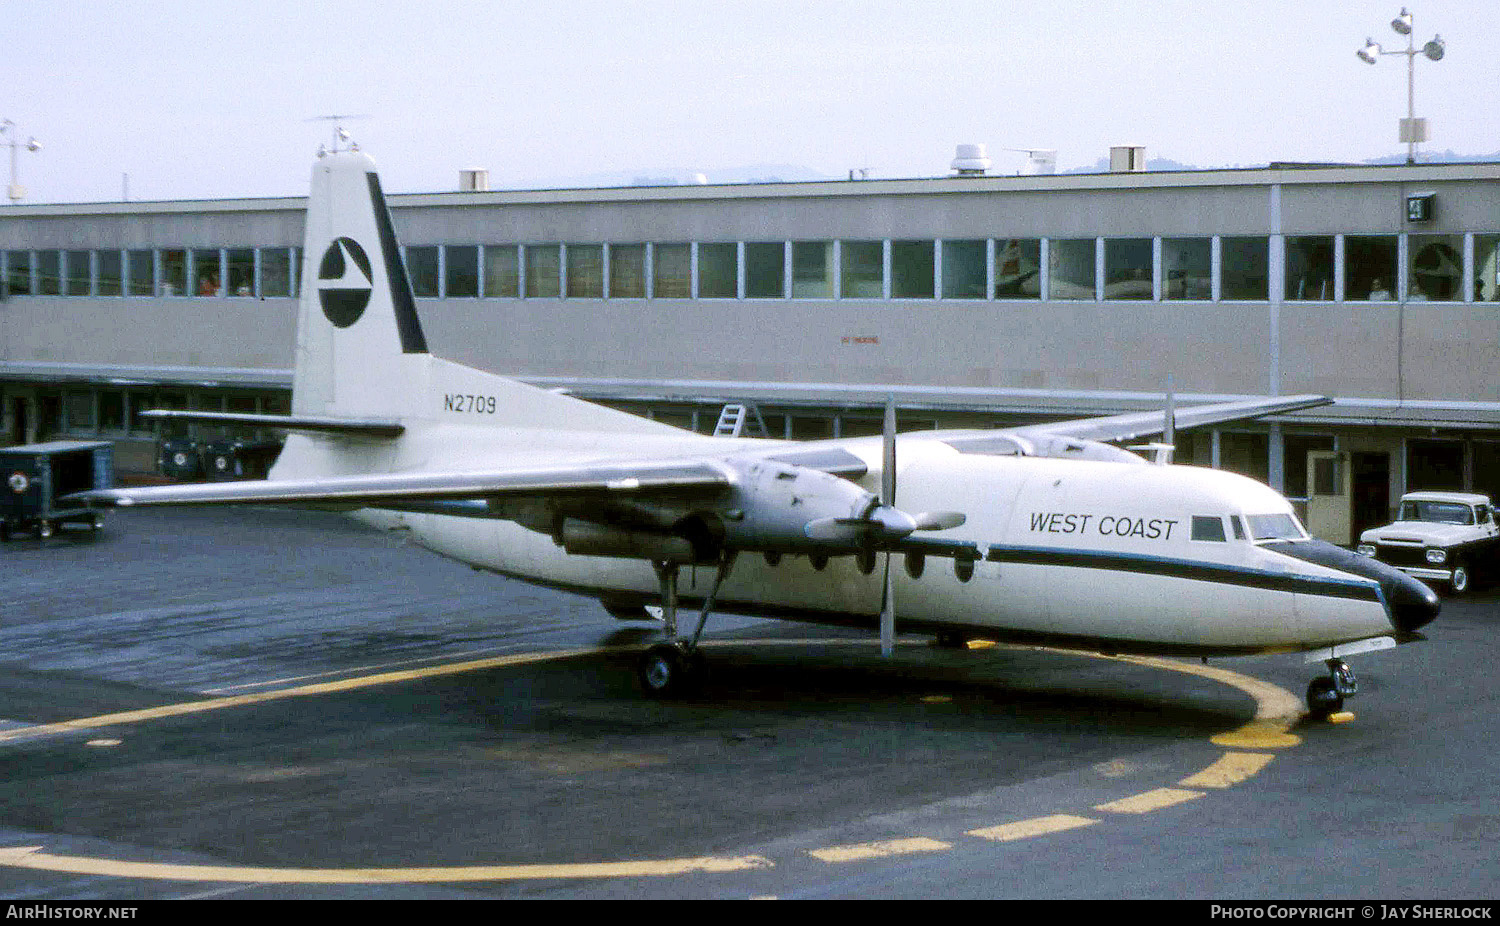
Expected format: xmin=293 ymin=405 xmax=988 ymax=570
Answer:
xmin=951 ymin=144 xmax=991 ymax=177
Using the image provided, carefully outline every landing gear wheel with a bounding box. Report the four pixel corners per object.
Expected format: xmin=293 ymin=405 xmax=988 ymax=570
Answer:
xmin=1306 ymin=677 xmax=1344 ymax=717
xmin=637 ymin=643 xmax=704 ymax=698
xmin=1449 ymin=564 xmax=1470 ymax=597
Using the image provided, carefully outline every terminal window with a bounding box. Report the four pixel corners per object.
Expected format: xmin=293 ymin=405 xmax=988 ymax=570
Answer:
xmin=160 ymin=250 xmax=187 ymax=297
xmin=1407 ymin=235 xmax=1462 ymax=301
xmin=994 ymin=238 xmax=1041 ymax=298
xmin=1049 ymin=238 xmax=1095 ymax=300
xmin=405 ymin=246 xmax=439 ymax=298
xmin=744 ymin=242 xmax=784 ymax=298
xmin=484 ymin=245 xmax=519 ymax=297
xmin=127 ymin=250 xmax=154 ymax=296
xmin=566 ymin=244 xmax=603 ymax=298
xmin=791 ymin=242 xmax=833 ymax=298
xmin=1221 ymin=237 xmax=1269 ymax=300
xmin=193 ymin=249 xmax=221 ymax=296
xmin=1475 ymin=236 xmax=1500 ymax=301
xmin=37 ymin=251 xmax=60 ymax=296
xmin=840 ymin=241 xmax=883 ymax=298
xmin=891 ymin=240 xmax=935 ymax=298
xmin=609 ymin=244 xmax=646 ymax=298
xmin=97 ymin=250 xmax=123 ymax=296
xmin=526 ymin=245 xmax=561 ymax=298
xmin=260 ymin=249 xmax=293 ymax=298
xmin=1285 ymin=236 xmax=1334 ymax=301
xmin=941 ymin=240 xmax=985 ymax=299
xmin=65 ymin=250 xmax=91 ymax=296
xmin=1104 ymin=238 xmax=1152 ymax=300
xmin=446 ymin=245 xmax=479 ymax=298
xmin=227 ymin=249 xmax=254 ymax=297
xmin=1162 ymin=238 xmax=1210 ymax=300
xmin=4 ymin=251 xmax=31 ymax=295
xmin=1344 ymin=235 xmax=1397 ymax=301
xmin=652 ymin=244 xmax=690 ymax=298
xmin=697 ymin=243 xmax=737 ymax=298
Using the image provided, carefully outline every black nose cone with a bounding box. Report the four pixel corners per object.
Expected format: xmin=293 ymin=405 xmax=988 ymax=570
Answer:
xmin=1263 ymin=539 xmax=1440 ymax=633
xmin=1387 ymin=569 xmax=1441 ymax=632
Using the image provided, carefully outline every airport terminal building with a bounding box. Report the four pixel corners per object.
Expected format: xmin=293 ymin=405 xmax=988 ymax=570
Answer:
xmin=2 ymin=153 xmax=1498 ymax=543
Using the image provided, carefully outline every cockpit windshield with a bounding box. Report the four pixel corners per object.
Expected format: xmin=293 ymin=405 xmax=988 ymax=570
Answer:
xmin=1245 ymin=512 xmax=1308 ymax=542
xmin=1398 ymin=501 xmax=1474 ymax=525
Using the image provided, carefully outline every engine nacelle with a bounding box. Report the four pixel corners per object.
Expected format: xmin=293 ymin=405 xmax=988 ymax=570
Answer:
xmin=715 ymin=459 xmax=881 ymax=554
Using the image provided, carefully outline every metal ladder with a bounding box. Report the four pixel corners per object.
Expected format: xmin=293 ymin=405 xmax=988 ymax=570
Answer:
xmin=712 ymin=403 xmax=769 ymax=438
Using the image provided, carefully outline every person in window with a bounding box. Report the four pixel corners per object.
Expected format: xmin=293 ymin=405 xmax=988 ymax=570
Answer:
xmin=198 ymin=273 xmax=219 ymax=296
xmin=1368 ymin=278 xmax=1392 ymax=301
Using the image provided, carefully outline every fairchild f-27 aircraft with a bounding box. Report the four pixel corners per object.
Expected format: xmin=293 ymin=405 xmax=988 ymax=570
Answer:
xmin=68 ymin=150 xmax=1440 ymax=718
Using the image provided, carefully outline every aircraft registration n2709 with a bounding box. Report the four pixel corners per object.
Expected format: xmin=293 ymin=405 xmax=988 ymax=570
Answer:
xmin=67 ymin=149 xmax=1440 ymax=718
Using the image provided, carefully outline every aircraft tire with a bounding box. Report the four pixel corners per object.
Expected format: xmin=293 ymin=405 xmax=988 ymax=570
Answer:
xmin=1306 ymin=676 xmax=1343 ymax=717
xmin=638 ymin=644 xmax=702 ymax=698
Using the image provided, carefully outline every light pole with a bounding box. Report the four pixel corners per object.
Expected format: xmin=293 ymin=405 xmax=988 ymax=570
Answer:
xmin=1 ymin=119 xmax=42 ymax=202
xmin=1357 ymin=7 xmax=1445 ymax=165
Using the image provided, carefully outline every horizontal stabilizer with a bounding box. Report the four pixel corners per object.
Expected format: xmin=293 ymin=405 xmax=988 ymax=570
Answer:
xmin=140 ymin=409 xmax=404 ymax=438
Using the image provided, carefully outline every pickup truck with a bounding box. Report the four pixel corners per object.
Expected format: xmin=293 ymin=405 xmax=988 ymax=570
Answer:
xmin=1357 ymin=491 xmax=1499 ymax=595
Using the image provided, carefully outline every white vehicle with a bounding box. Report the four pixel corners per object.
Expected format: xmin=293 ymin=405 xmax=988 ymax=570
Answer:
xmin=1358 ymin=492 xmax=1499 ymax=596
xmin=68 ymin=150 xmax=1441 ymax=718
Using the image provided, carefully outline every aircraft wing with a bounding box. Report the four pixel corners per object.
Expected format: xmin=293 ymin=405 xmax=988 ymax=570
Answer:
xmin=1002 ymin=394 xmax=1332 ymax=445
xmin=66 ymin=459 xmax=732 ymax=509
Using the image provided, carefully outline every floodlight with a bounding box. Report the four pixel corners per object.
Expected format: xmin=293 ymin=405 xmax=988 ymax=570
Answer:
xmin=1392 ymin=8 xmax=1413 ymax=35
xmin=26 ymin=138 xmax=40 ymax=152
xmin=1423 ymin=35 xmax=1444 ymax=61
xmin=1357 ymin=39 xmax=1381 ymax=64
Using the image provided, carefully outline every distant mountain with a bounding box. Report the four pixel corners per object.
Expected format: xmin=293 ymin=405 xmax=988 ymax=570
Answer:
xmin=1064 ymin=151 xmax=1500 ymax=174
xmin=519 ymin=164 xmax=834 ymax=190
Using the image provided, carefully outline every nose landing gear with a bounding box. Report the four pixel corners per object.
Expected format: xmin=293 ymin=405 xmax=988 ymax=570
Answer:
xmin=1306 ymin=658 xmax=1358 ymax=718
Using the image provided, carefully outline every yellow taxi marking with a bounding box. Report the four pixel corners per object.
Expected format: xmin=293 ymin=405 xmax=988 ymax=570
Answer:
xmin=1093 ymin=788 xmax=1205 ymax=814
xmin=0 ymin=640 xmax=1302 ymax=882
xmin=1179 ymin=752 xmax=1275 ymax=789
xmin=808 ymin=838 xmax=951 ymax=864
xmin=1110 ymin=654 xmax=1303 ymax=749
xmin=0 ymin=845 xmax=771 ymax=884
xmin=968 ymin=814 xmax=1099 ymax=842
xmin=0 ymin=647 xmax=616 ymax=745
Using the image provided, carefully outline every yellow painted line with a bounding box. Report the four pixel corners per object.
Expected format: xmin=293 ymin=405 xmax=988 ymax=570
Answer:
xmin=0 ymin=647 xmax=615 ymax=745
xmin=1094 ymin=788 xmax=1205 ymax=815
xmin=808 ymin=837 xmax=951 ymax=864
xmin=0 ymin=639 xmax=1305 ymax=881
xmin=1179 ymin=752 xmax=1275 ymax=789
xmin=968 ymin=814 xmax=1098 ymax=842
xmin=0 ymin=846 xmax=772 ymax=884
xmin=1109 ymin=654 xmax=1303 ymax=749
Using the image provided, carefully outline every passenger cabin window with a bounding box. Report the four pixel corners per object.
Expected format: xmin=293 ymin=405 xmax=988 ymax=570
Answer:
xmin=1191 ymin=516 xmax=1227 ymax=542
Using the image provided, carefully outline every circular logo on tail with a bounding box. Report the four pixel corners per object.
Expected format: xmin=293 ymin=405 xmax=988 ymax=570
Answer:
xmin=318 ymin=237 xmax=373 ymax=328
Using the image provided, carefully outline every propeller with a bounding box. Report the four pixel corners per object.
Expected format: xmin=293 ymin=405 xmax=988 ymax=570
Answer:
xmin=799 ymin=398 xmax=966 ymax=656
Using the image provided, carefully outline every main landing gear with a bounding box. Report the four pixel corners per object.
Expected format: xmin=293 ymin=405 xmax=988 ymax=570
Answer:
xmin=637 ymin=554 xmax=737 ymax=698
xmin=1306 ymin=658 xmax=1358 ymax=718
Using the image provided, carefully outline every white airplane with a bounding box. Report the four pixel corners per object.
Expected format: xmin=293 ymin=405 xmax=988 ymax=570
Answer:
xmin=68 ymin=150 xmax=1440 ymax=717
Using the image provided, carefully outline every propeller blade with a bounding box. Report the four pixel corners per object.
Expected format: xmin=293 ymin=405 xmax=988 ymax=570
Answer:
xmin=882 ymin=397 xmax=897 ymax=507
xmin=911 ymin=511 xmax=966 ymax=531
xmin=881 ymin=396 xmax=896 ymax=657
xmin=880 ymin=551 xmax=894 ymax=657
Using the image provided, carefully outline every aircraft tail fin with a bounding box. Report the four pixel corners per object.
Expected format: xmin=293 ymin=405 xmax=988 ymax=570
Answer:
xmin=290 ymin=151 xmax=683 ymax=437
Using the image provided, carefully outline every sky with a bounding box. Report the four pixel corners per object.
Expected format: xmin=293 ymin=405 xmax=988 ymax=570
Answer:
xmin=4 ymin=0 xmax=1497 ymax=203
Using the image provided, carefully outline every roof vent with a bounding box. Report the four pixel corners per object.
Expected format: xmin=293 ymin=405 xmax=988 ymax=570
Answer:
xmin=1109 ymin=146 xmax=1146 ymax=172
xmin=951 ymin=143 xmax=991 ymax=176
xmin=459 ymin=168 xmax=489 ymax=191
xmin=1017 ymin=149 xmax=1057 ymax=175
